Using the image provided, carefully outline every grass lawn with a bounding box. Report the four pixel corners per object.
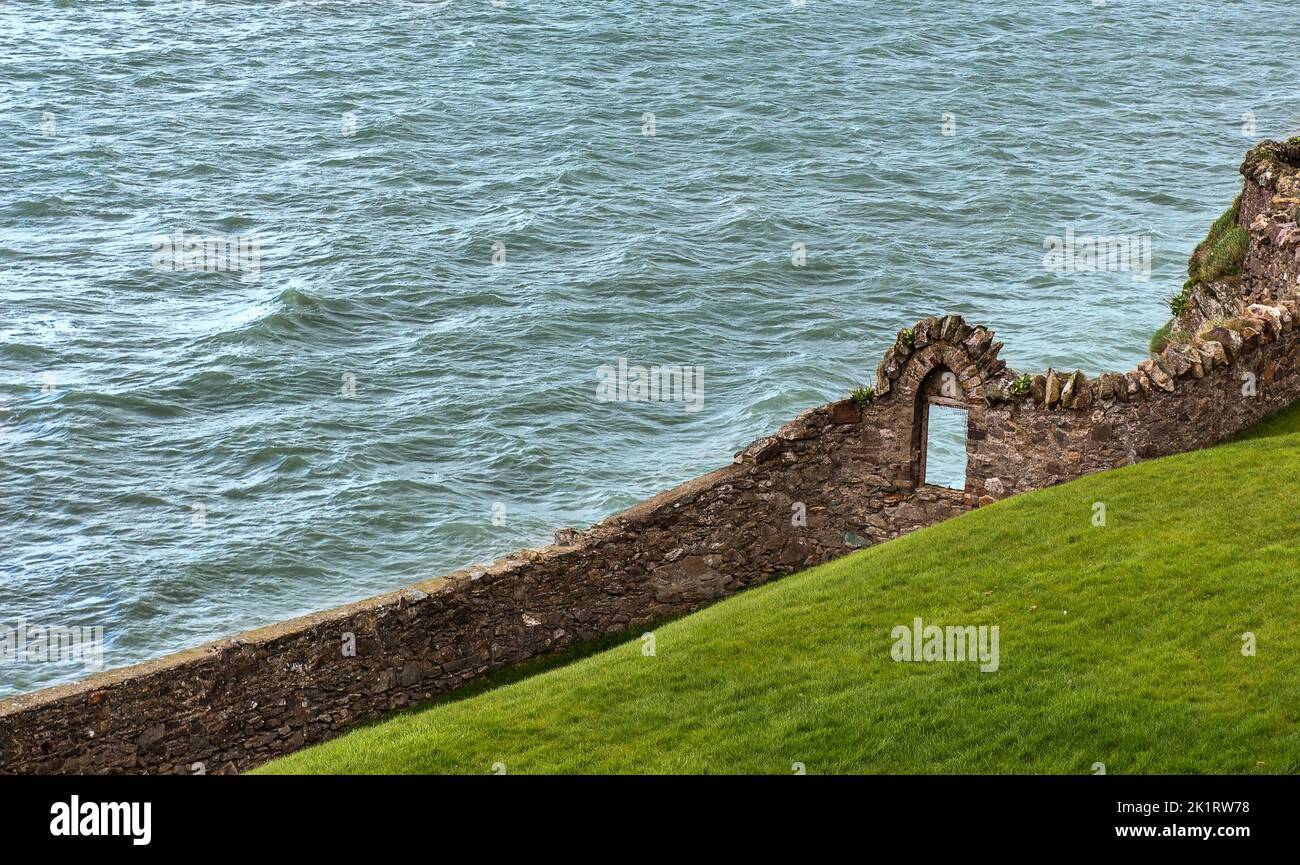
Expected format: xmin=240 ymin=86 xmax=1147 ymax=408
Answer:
xmin=257 ymin=404 xmax=1300 ymax=774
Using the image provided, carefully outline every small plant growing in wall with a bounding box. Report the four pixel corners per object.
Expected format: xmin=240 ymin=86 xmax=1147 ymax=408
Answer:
xmin=899 ymin=327 xmax=915 ymax=348
xmin=1168 ymin=290 xmax=1189 ymax=317
xmin=1008 ymin=373 xmax=1032 ymax=401
xmin=851 ymin=386 xmax=875 ymax=407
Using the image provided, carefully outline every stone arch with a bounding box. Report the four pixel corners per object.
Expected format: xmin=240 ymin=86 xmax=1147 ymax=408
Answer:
xmin=873 ymin=315 xmax=1004 ymax=493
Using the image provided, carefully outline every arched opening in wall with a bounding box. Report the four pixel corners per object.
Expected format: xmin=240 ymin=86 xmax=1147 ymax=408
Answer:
xmin=921 ymin=403 xmax=969 ymax=490
xmin=913 ymin=366 xmax=970 ymax=491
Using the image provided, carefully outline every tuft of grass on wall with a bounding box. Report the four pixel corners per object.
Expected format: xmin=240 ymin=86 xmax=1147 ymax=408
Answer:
xmin=1149 ymin=319 xmax=1173 ymax=354
xmin=1187 ymin=201 xmax=1249 ymax=286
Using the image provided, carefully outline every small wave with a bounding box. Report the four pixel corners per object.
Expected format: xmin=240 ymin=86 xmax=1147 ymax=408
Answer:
xmin=3 ymin=196 xmax=71 ymax=218
xmin=60 ymin=390 xmax=187 ymax=420
xmin=0 ymin=341 xmax=54 ymax=362
xmin=193 ymin=285 xmax=358 ymax=346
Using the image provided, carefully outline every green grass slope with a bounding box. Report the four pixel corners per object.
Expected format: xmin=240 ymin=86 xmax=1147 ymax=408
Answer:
xmin=258 ymin=405 xmax=1300 ymax=775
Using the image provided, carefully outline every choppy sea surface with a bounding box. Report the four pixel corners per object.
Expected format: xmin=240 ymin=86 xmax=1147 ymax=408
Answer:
xmin=2 ymin=1 xmax=1298 ymax=696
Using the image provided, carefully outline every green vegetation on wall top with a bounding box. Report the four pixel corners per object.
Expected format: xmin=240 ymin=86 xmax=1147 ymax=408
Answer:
xmin=851 ymin=386 xmax=875 ymax=407
xmin=1150 ymin=319 xmax=1195 ymax=355
xmin=1187 ymin=199 xmax=1249 ymax=288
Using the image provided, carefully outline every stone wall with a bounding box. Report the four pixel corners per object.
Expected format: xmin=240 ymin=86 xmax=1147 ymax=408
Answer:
xmin=1241 ymin=138 xmax=1300 ymax=301
xmin=3 ymin=140 xmax=1299 ymax=775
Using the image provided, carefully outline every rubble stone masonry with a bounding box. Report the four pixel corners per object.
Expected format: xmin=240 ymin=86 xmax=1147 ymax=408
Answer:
xmin=4 ymin=140 xmax=1300 ymax=774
